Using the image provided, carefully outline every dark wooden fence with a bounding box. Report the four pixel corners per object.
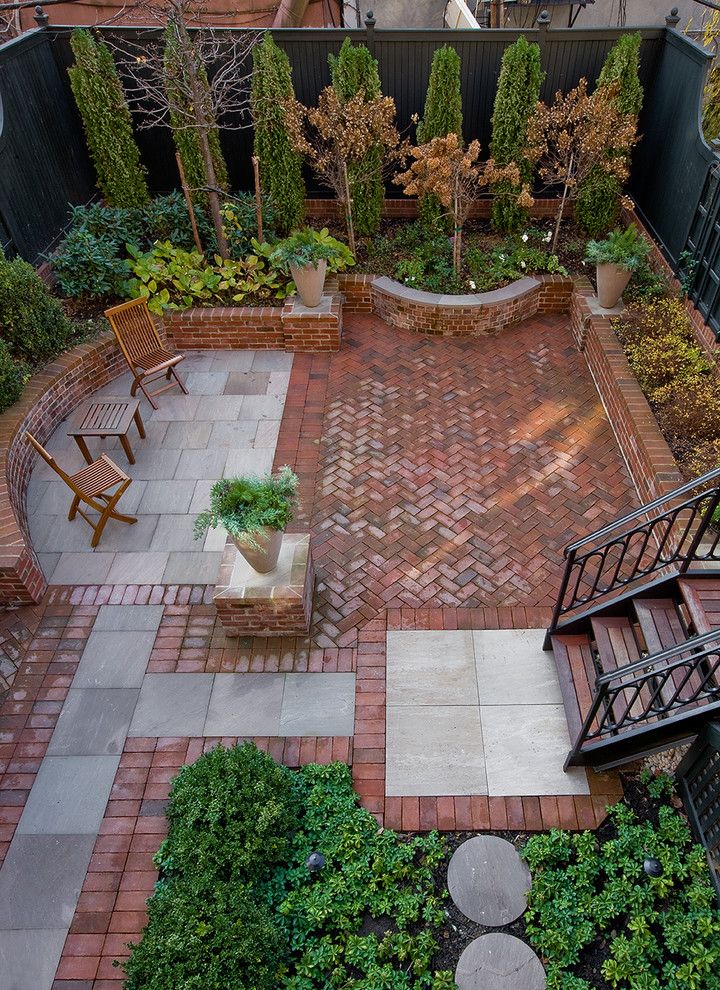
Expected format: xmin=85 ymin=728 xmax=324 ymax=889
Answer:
xmin=677 ymin=721 xmax=720 ymax=901
xmin=0 ymin=13 xmax=711 ymax=274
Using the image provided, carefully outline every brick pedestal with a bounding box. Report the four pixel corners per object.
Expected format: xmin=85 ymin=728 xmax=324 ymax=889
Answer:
xmin=282 ymin=293 xmax=343 ymax=352
xmin=214 ymin=533 xmax=314 ymax=636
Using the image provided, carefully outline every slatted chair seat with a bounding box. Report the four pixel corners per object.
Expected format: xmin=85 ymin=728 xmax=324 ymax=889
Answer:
xmin=104 ymin=298 xmax=188 ymax=410
xmin=26 ymin=434 xmax=137 ymax=549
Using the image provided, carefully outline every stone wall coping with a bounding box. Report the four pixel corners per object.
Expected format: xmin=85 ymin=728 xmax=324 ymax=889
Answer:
xmin=372 ymin=274 xmax=541 ymax=308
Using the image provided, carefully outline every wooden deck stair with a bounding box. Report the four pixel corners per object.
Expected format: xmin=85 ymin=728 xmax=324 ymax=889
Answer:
xmin=551 ymin=579 xmax=720 ymax=770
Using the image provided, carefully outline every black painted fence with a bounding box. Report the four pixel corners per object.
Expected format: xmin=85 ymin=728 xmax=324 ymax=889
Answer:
xmin=0 ymin=9 xmax=715 ymax=302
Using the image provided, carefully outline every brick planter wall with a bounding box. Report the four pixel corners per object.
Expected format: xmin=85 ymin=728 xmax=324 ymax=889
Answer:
xmin=305 ymin=196 xmax=571 ymax=222
xmin=570 ymin=276 xmax=684 ymax=505
xmin=0 ymin=333 xmax=127 ymax=605
xmin=371 ymin=273 xmax=573 ymax=337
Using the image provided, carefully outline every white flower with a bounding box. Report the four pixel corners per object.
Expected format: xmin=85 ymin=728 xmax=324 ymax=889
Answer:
xmin=521 ymin=233 xmax=529 ymax=242
xmin=544 ymin=232 xmax=552 ymax=243
xmin=520 ymin=261 xmax=526 ymax=268
xmin=499 ymin=254 xmax=505 ymax=261
xmin=469 ymin=280 xmax=476 ymax=290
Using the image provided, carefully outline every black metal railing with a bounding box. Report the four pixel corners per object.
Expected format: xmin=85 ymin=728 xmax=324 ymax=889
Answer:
xmin=545 ymin=468 xmax=720 ymax=647
xmin=566 ymin=629 xmax=720 ymax=766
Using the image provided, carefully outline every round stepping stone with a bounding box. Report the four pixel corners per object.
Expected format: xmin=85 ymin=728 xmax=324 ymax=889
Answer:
xmin=447 ymin=835 xmax=531 ymax=926
xmin=455 ymin=934 xmax=546 ymax=990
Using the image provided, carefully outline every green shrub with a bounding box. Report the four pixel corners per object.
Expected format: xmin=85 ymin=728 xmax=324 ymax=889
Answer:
xmin=0 ymin=340 xmax=26 ymax=413
xmin=51 ymin=227 xmax=131 ymax=299
xmin=490 ymin=36 xmax=543 ymax=232
xmin=466 ymin=230 xmax=567 ymax=290
xmin=221 ymin=193 xmax=278 ymax=257
xmin=522 ymin=797 xmax=720 ymax=990
xmin=624 ymin=256 xmax=670 ymax=303
xmin=576 ymin=33 xmax=642 ymax=237
xmin=585 ymin=224 xmax=650 ymax=270
xmin=329 ymin=39 xmax=384 ymax=236
xmin=269 ymin=227 xmax=354 ymax=272
xmin=251 ymin=33 xmax=305 ymax=234
xmin=68 ymin=29 xmax=149 ymax=208
xmin=416 ymin=45 xmax=463 ymax=231
xmin=0 ymin=254 xmax=75 ymax=364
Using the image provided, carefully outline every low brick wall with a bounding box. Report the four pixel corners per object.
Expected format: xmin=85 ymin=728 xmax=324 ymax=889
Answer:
xmin=570 ymin=276 xmax=684 ymax=505
xmin=282 ymin=294 xmax=343 ymax=352
xmin=371 ymin=273 xmax=574 ymax=336
xmin=0 ymin=332 xmax=127 ymax=605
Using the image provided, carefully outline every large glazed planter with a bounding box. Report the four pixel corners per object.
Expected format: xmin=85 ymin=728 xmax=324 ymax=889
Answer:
xmin=371 ymin=273 xmax=574 ymax=337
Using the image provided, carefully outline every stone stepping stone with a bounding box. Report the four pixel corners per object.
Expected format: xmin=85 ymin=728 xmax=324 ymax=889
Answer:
xmin=455 ymin=933 xmax=546 ymax=990
xmin=447 ymin=835 xmax=531 ymax=926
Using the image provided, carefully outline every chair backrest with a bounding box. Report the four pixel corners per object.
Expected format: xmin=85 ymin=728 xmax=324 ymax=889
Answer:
xmin=104 ymin=298 xmax=162 ymax=366
xmin=25 ymin=432 xmax=74 ymax=488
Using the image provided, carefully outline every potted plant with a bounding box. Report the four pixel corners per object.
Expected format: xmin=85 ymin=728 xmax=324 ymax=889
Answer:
xmin=270 ymin=227 xmax=354 ymax=307
xmin=193 ymin=466 xmax=299 ymax=573
xmin=585 ymin=224 xmax=651 ymax=309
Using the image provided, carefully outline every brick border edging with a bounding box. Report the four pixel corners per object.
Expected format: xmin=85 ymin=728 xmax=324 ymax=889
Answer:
xmin=570 ymin=275 xmax=685 ymax=504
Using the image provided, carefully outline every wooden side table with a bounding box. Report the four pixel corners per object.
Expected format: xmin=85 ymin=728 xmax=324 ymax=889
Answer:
xmin=67 ymin=397 xmax=146 ymax=465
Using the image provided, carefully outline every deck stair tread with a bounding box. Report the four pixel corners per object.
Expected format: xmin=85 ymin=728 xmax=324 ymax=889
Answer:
xmin=551 ymin=633 xmax=597 ymax=744
xmin=634 ymin=598 xmax=708 ymax=711
xmin=678 ymin=578 xmax=720 ymax=635
xmin=590 ymin=616 xmax=654 ymax=728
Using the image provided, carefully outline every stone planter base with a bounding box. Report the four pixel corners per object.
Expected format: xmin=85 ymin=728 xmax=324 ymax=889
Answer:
xmin=214 ymin=533 xmax=314 ymax=636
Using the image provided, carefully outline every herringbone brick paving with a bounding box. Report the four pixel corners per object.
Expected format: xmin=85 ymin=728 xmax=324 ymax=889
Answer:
xmin=310 ymin=313 xmax=637 ymax=647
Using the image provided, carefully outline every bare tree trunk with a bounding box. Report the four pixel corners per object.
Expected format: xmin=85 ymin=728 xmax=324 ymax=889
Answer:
xmin=552 ymin=152 xmax=574 ymax=254
xmin=452 ymin=177 xmax=461 ymax=275
xmin=341 ymin=161 xmax=356 ymax=256
xmin=252 ymin=155 xmax=264 ymax=244
xmin=175 ymin=151 xmax=203 ymax=254
xmin=198 ymin=127 xmax=229 ymax=259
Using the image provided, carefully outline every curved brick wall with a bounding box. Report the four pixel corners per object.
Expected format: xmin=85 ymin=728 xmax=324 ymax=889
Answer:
xmin=0 ymin=332 xmax=127 ymax=604
xmin=371 ymin=273 xmax=574 ymax=336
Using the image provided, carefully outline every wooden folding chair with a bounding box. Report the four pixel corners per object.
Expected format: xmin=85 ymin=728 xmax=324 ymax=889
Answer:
xmin=26 ymin=433 xmax=137 ymax=549
xmin=104 ymin=298 xmax=188 ymax=410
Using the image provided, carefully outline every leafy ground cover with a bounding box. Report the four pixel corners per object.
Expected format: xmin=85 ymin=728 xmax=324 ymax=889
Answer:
xmin=122 ymin=743 xmax=454 ymax=990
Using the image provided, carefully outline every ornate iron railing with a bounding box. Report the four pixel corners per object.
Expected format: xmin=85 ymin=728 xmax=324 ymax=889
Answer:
xmin=567 ymin=629 xmax=720 ymax=766
xmin=545 ymin=468 xmax=720 ymax=647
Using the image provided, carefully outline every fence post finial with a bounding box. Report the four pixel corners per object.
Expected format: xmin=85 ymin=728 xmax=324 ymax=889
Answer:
xmin=666 ymin=7 xmax=680 ymax=27
xmin=365 ymin=10 xmax=376 ymax=54
xmin=33 ymin=4 xmax=49 ymax=27
xmin=537 ymin=9 xmax=551 ymax=28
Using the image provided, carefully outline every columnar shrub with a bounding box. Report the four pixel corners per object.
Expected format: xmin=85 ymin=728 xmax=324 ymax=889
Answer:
xmin=0 ymin=253 xmax=75 ymax=364
xmin=163 ymin=20 xmax=228 ymax=209
xmin=329 ymin=38 xmax=384 ymax=236
xmin=576 ymin=32 xmax=643 ymax=237
xmin=490 ymin=35 xmax=543 ymax=232
xmin=0 ymin=339 xmax=25 ymax=413
xmin=68 ymin=29 xmax=149 ymax=208
xmin=416 ymin=45 xmax=463 ymax=229
xmin=251 ymin=33 xmax=305 ymax=234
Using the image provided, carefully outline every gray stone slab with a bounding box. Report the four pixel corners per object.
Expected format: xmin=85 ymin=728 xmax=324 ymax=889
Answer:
xmin=137 ymin=479 xmax=196 ymax=515
xmin=35 ymin=482 xmax=75 ymax=516
xmin=17 ymin=755 xmax=120 ymax=834
xmin=145 ymin=395 xmax=200 ymax=421
xmin=97 ymin=514 xmax=160 ymax=552
xmin=49 ymin=553 xmax=114 ymax=586
xmin=151 ymin=514 xmax=202 ymax=552
xmin=455 ymin=934 xmax=546 ymax=990
xmin=163 ymin=420 xmax=213 ymax=449
xmin=209 ymin=420 xmax=259 ymax=448
xmin=38 ymin=514 xmax=100 ymax=553
xmin=73 ymin=630 xmax=156 ymax=688
xmin=254 ymin=421 xmax=281 ymax=447
xmin=185 ymin=371 xmax=229 ymax=395
xmin=37 ymin=554 xmax=60 ymax=581
xmin=386 ymin=705 xmax=487 ymax=797
xmin=474 ymin=629 xmax=563 ymax=705
xmin=105 ymin=552 xmax=169 ymax=586
xmin=223 ymin=448 xmax=274 ymax=478
xmin=448 ymin=836 xmax=531 ymax=926
xmin=194 ymin=396 xmax=245 ymax=421
xmin=189 ymin=479 xmax=214 ymax=514
xmin=129 ymin=673 xmax=213 ymax=736
xmin=0 ymin=834 xmax=94 ymax=929
xmin=204 ymin=673 xmax=285 ymax=735
xmin=240 ymin=394 xmax=286 ymax=420
xmin=251 ymin=351 xmax=293 ymax=371
xmin=224 ymin=371 xmax=271 ymax=395
xmin=387 ymin=630 xmax=477 ymax=706
xmin=162 ymin=551 xmax=222 ymax=585
xmin=174 ymin=448 xmax=228 ymax=481
xmin=0 ymin=928 xmax=67 ymax=990
xmin=481 ymin=705 xmax=590 ymax=796
xmin=94 ymin=605 xmax=163 ymax=632
xmin=47 ymin=689 xmax=139 ymax=756
xmin=122 ymin=447 xmax=181 ymax=481
xmin=209 ymin=351 xmax=254 ymax=372
xmin=280 ymin=673 xmax=356 ymax=735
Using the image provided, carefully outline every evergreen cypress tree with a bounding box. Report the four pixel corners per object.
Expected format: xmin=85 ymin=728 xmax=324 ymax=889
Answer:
xmin=329 ymin=38 xmax=384 ymax=236
xmin=163 ymin=22 xmax=228 ymax=210
xmin=68 ymin=29 xmax=149 ymax=208
xmin=416 ymin=45 xmax=463 ymax=230
xmin=251 ymin=33 xmax=305 ymax=234
xmin=576 ymin=32 xmax=643 ymax=237
xmin=489 ymin=36 xmax=543 ymax=232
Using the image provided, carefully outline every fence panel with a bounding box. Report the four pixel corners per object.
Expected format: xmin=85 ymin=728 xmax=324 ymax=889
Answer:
xmin=677 ymin=721 xmax=720 ymax=901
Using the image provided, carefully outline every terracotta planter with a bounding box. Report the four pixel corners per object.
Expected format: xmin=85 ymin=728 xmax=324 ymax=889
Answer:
xmin=231 ymin=527 xmax=283 ymax=573
xmin=596 ymin=262 xmax=632 ymax=309
xmin=290 ymin=260 xmax=327 ymax=308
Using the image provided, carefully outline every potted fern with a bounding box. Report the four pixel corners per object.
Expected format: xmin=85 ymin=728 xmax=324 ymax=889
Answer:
xmin=193 ymin=467 xmax=299 ymax=573
xmin=270 ymin=228 xmax=354 ymax=307
xmin=585 ymin=224 xmax=651 ymax=309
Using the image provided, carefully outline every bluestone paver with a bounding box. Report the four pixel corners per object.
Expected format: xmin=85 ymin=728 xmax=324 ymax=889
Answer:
xmin=129 ymin=673 xmax=213 ymax=736
xmin=93 ymin=604 xmax=163 ymax=632
xmin=474 ymin=629 xmax=563 ymax=705
xmin=17 ymin=755 xmax=120 ymax=835
xmin=204 ymin=673 xmax=285 ymax=735
xmin=105 ymin=551 xmax=170 ymax=586
xmin=455 ymin=934 xmax=546 ymax=990
xmin=73 ymin=629 xmax=156 ymax=688
xmin=279 ymin=673 xmax=356 ymax=735
xmin=47 ymin=689 xmax=140 ymax=756
xmin=0 ymin=834 xmax=95 ymax=928
xmin=162 ymin=551 xmax=222 ymax=585
xmin=386 ymin=630 xmax=477 ymax=706
xmin=0 ymin=928 xmax=67 ymax=990
xmin=447 ymin=836 xmax=531 ymax=926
